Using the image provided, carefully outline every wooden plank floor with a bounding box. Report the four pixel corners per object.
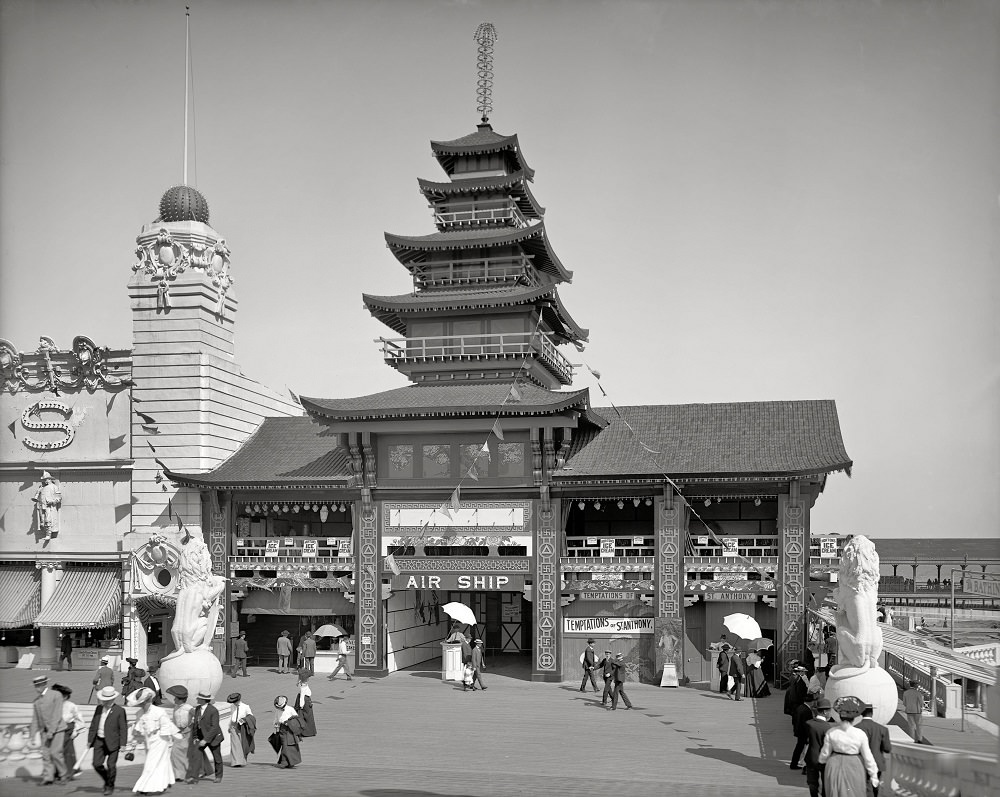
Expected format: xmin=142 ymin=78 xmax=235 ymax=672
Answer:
xmin=1 ymin=660 xmax=991 ymax=797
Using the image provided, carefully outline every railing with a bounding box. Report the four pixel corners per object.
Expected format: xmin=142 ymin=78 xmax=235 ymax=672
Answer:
xmin=232 ymin=536 xmax=352 ymax=559
xmin=377 ymin=332 xmax=575 ymax=384
xmin=884 ymin=650 xmax=966 ymax=717
xmin=411 ymin=256 xmax=538 ymax=289
xmin=565 ymin=537 xmax=655 ymax=558
xmin=433 ymin=202 xmax=528 ymax=229
xmin=688 ymin=537 xmax=781 ymax=558
xmin=887 ymin=741 xmax=997 ymax=797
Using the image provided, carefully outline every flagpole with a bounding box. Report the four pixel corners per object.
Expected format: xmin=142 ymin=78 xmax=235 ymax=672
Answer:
xmin=183 ymin=6 xmax=190 ymax=185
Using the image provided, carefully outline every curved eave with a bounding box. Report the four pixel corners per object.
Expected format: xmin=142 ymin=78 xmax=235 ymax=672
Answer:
xmin=541 ymin=290 xmax=589 ymax=343
xmin=162 ymin=468 xmax=352 ymax=490
xmin=418 ymin=172 xmax=545 ymax=218
xmin=384 ymin=223 xmax=572 ymax=283
xmin=553 ymin=464 xmax=853 ymax=483
xmin=430 ymin=133 xmax=534 ymax=180
xmin=300 ymin=388 xmax=592 ymax=422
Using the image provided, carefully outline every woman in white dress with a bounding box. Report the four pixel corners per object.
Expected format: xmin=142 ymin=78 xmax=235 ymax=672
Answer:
xmin=126 ymin=687 xmax=182 ymax=795
xmin=818 ymin=696 xmax=879 ymax=797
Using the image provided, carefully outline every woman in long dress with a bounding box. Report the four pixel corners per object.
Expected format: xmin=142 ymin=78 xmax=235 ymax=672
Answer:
xmin=126 ymin=687 xmax=182 ymax=795
xmin=52 ymin=684 xmax=84 ymax=775
xmin=745 ymin=651 xmax=771 ymax=698
xmin=166 ymin=685 xmax=193 ymax=782
xmin=226 ymin=693 xmax=255 ymax=767
xmin=271 ymin=696 xmax=305 ymax=769
xmin=819 ymin=696 xmax=879 ymax=797
xmin=293 ymin=670 xmax=316 ymax=737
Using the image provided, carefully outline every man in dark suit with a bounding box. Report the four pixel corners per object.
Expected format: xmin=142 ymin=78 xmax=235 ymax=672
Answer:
xmin=716 ymin=644 xmax=733 ymax=694
xmin=727 ymin=648 xmax=746 ymax=700
xmin=88 ymin=686 xmax=128 ymax=796
xmin=579 ymin=638 xmax=599 ymax=693
xmin=142 ymin=663 xmax=163 ymax=706
xmin=857 ymin=702 xmax=892 ymax=797
xmin=59 ymin=633 xmax=74 ymax=671
xmin=188 ymin=691 xmax=224 ymax=783
xmin=803 ymin=697 xmax=834 ymax=797
xmin=609 ymin=652 xmax=633 ymax=711
xmin=595 ymin=649 xmax=616 ymax=706
xmin=30 ymin=674 xmax=67 ymax=785
xmin=790 ymin=694 xmax=815 ymax=769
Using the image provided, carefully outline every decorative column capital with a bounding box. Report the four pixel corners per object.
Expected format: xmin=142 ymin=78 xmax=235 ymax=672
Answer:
xmin=35 ymin=560 xmax=64 ymax=574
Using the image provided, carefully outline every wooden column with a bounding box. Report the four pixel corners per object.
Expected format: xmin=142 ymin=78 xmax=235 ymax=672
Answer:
xmin=777 ymin=482 xmax=809 ymax=678
xmin=354 ymin=491 xmax=386 ymax=676
xmin=532 ymin=490 xmax=560 ymax=681
xmin=655 ymin=488 xmax=686 ymax=681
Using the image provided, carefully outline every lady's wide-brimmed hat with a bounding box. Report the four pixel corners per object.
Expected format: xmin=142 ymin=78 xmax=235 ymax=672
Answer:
xmin=834 ymin=695 xmax=866 ymax=719
xmin=125 ymin=687 xmax=156 ymax=707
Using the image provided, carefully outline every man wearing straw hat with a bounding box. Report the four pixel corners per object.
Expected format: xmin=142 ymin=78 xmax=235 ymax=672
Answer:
xmin=30 ymin=674 xmax=67 ymax=785
xmin=88 ymin=685 xmax=128 ymax=796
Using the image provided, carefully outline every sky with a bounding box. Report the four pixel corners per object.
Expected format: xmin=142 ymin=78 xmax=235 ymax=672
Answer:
xmin=1 ymin=0 xmax=998 ymax=540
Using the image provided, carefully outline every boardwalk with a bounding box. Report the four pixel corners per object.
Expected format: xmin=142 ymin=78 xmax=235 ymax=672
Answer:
xmin=0 ymin=658 xmax=995 ymax=797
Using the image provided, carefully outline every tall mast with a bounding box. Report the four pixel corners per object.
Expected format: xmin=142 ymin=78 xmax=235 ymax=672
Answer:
xmin=474 ymin=23 xmax=497 ymax=123
xmin=183 ymin=6 xmax=191 ymax=185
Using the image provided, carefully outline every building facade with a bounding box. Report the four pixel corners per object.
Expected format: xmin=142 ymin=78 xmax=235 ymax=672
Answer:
xmin=168 ymin=122 xmax=853 ymax=683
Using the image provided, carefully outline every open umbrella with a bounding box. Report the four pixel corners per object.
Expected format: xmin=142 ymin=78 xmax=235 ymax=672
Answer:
xmin=751 ymin=637 xmax=773 ymax=650
xmin=313 ymin=623 xmax=347 ymax=638
xmin=442 ymin=601 xmax=477 ymax=627
xmin=723 ymin=613 xmax=763 ymax=640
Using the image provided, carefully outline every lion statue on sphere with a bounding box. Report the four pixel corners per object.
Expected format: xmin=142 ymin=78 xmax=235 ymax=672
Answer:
xmin=833 ymin=535 xmax=883 ymax=673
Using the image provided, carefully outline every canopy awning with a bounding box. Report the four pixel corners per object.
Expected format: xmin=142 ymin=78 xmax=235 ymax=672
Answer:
xmin=0 ymin=567 xmax=41 ymax=629
xmin=34 ymin=566 xmax=121 ymax=629
xmin=240 ymin=587 xmax=355 ymax=616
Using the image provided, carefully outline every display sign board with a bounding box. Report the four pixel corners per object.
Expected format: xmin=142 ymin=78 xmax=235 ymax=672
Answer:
xmin=703 ymin=592 xmax=757 ymax=601
xmin=563 ymin=617 xmax=654 ymax=635
xmin=502 ymin=603 xmax=521 ymax=622
xmin=337 ymin=539 xmax=352 ymax=555
xmin=819 ymin=537 xmax=838 ymax=559
xmin=592 ymin=572 xmax=623 ymax=583
xmin=632 ymin=536 xmax=645 ymax=546
xmin=696 ymin=536 xmax=709 ymax=546
xmin=264 ymin=539 xmax=280 ymax=557
xmin=579 ymin=592 xmax=643 ymax=601
xmin=964 ymin=576 xmax=1000 ymax=599
xmin=585 ymin=537 xmax=598 ymax=546
xmin=599 ymin=539 xmax=616 ymax=558
xmin=301 ymin=539 xmax=318 ymax=558
xmin=721 ymin=537 xmax=739 ymax=557
xmin=400 ymin=573 xmax=525 ymax=591
xmin=284 ymin=538 xmax=294 ymax=547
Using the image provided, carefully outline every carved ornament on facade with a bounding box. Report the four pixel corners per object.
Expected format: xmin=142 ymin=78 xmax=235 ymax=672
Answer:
xmin=32 ymin=472 xmax=62 ymax=540
xmin=133 ymin=229 xmax=235 ymax=314
xmin=0 ymin=336 xmax=127 ymax=395
xmin=130 ymin=535 xmax=182 ymax=601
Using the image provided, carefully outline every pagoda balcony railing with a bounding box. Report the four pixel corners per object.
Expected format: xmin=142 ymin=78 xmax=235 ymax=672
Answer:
xmin=377 ymin=332 xmax=575 ymax=384
xmin=689 ymin=537 xmax=780 ymax=559
xmin=433 ymin=202 xmax=529 ymax=229
xmin=412 ymin=257 xmax=539 ymax=289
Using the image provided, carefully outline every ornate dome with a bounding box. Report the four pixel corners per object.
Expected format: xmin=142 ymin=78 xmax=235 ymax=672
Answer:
xmin=159 ymin=185 xmax=210 ymax=223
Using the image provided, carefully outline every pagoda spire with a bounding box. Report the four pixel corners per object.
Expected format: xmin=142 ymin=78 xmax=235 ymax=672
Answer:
xmin=474 ymin=23 xmax=498 ymax=123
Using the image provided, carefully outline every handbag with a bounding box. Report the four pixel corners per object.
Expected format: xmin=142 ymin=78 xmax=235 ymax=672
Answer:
xmin=267 ymin=731 xmax=282 ymax=754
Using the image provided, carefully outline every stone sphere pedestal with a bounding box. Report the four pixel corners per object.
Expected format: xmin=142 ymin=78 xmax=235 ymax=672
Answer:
xmin=824 ymin=664 xmax=898 ymax=726
xmin=158 ymin=648 xmax=224 ymax=701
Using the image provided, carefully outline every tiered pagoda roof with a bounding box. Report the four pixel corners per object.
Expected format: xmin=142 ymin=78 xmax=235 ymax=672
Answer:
xmin=362 ymin=284 xmax=588 ymax=341
xmin=429 ymin=125 xmax=534 ymax=178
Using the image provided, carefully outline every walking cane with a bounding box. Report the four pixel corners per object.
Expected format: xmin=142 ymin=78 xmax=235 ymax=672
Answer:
xmin=88 ymin=684 xmax=95 ymax=704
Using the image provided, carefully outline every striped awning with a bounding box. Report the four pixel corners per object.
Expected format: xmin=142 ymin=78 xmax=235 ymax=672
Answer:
xmin=0 ymin=567 xmax=41 ymax=629
xmin=34 ymin=566 xmax=121 ymax=629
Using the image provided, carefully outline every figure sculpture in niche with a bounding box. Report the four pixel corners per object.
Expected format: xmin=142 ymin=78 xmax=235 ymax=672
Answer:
xmin=33 ymin=471 xmax=62 ymax=539
xmin=161 ymin=531 xmax=226 ymax=661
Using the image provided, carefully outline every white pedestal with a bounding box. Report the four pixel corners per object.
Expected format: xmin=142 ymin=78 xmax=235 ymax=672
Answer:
xmin=441 ymin=642 xmax=463 ymax=682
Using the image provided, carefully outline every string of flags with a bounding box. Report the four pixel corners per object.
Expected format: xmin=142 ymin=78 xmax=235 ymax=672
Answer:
xmin=580 ymin=361 xmax=775 ymax=583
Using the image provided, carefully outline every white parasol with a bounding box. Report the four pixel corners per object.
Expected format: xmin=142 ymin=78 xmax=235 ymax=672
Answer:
xmin=313 ymin=623 xmax=347 ymax=638
xmin=751 ymin=637 xmax=774 ymax=650
xmin=442 ymin=601 xmax=477 ymax=627
xmin=723 ymin=613 xmax=763 ymax=640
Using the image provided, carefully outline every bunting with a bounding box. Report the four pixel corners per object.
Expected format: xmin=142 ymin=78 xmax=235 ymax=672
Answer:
xmin=384 ymin=553 xmax=401 ymax=576
xmin=288 ymin=388 xmax=302 ymax=406
xmin=491 ymin=419 xmax=504 ymax=441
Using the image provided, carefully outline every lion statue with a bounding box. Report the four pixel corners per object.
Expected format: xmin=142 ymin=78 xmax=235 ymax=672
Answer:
xmin=833 ymin=535 xmax=883 ymax=673
xmin=161 ymin=533 xmax=226 ymax=661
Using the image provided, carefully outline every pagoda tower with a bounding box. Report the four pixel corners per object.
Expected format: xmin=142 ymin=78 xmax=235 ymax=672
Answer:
xmin=365 ymin=124 xmax=587 ymax=388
